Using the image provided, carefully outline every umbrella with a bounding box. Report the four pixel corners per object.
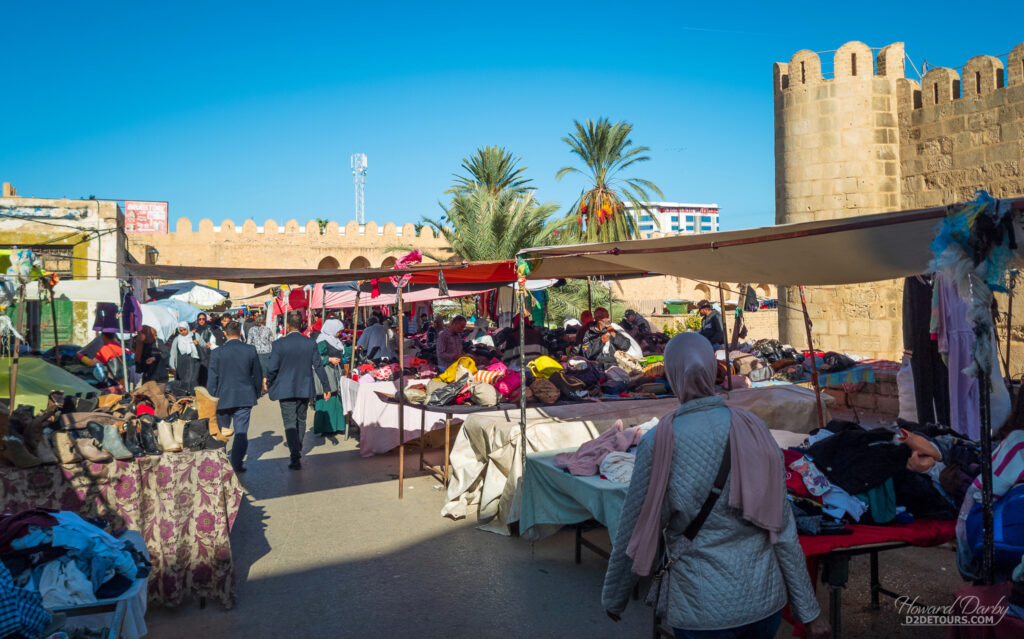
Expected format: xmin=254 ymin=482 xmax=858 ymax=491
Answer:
xmin=147 ymin=299 xmax=201 ymax=324
xmin=141 ymin=303 xmax=185 ymax=341
xmin=148 ymin=281 xmax=229 ymax=309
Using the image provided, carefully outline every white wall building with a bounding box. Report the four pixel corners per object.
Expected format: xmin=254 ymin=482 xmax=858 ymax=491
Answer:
xmin=625 ymin=201 xmax=720 ymax=235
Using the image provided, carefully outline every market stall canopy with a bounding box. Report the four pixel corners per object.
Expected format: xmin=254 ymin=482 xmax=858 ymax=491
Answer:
xmin=22 ymin=278 xmax=122 ymax=304
xmin=147 ymin=281 xmax=229 ymax=308
xmin=146 ymin=299 xmax=201 ymax=324
xmin=124 ymin=259 xmax=646 ymax=286
xmin=518 ymin=201 xmax=1024 ymax=286
xmin=140 ymin=304 xmax=180 ymax=341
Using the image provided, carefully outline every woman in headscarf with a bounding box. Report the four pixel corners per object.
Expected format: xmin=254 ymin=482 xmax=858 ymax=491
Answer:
xmin=602 ymin=333 xmax=830 ymax=639
xmin=133 ymin=325 xmax=167 ymax=383
xmin=168 ymin=322 xmax=202 ymax=393
xmin=313 ymin=318 xmax=347 ymax=436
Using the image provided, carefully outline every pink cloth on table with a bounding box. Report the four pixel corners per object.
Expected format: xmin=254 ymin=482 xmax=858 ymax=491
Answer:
xmin=554 ymin=420 xmax=639 ymax=476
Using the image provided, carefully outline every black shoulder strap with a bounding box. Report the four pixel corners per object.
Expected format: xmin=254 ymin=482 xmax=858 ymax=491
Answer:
xmin=682 ymin=437 xmax=732 ymax=541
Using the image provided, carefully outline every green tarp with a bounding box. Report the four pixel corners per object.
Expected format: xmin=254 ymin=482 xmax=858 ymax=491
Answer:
xmin=1 ymin=357 xmax=97 ymax=412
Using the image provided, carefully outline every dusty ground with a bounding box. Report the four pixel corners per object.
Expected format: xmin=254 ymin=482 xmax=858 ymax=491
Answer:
xmin=143 ymin=398 xmax=962 ymax=638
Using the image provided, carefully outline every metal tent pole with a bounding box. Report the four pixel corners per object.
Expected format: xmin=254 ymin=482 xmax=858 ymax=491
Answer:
xmin=45 ymin=282 xmax=61 ymax=366
xmin=117 ymin=292 xmax=131 ymax=392
xmin=518 ymin=282 xmax=528 ymax=475
xmin=586 ymin=277 xmax=593 ymax=313
xmin=397 ymin=284 xmax=406 ymax=499
xmin=978 ymin=368 xmax=995 ymax=584
xmin=1005 ymin=271 xmax=1015 ymax=377
xmin=798 ymin=286 xmax=825 ymax=429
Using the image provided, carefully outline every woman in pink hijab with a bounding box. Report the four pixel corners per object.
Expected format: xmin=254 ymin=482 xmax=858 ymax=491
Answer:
xmin=601 ymin=333 xmax=831 ymax=639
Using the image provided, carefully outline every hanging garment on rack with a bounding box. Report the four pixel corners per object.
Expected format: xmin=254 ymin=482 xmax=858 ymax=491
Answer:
xmin=932 ymin=274 xmax=1011 ymax=439
xmin=902 ymin=275 xmax=950 ymax=426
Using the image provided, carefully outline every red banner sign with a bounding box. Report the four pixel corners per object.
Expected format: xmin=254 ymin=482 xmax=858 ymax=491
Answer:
xmin=125 ymin=201 xmax=168 ymax=233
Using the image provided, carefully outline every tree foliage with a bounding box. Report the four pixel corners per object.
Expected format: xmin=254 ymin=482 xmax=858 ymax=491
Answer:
xmin=555 ymin=118 xmax=664 ymax=243
xmin=450 ymin=146 xmax=532 ymax=197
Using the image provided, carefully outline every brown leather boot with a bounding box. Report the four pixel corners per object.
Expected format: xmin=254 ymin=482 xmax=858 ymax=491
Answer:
xmin=31 ymin=432 xmax=59 ymax=465
xmin=1 ymin=436 xmax=42 ymax=468
xmin=194 ymin=387 xmax=219 ymax=421
xmin=73 ymin=436 xmax=112 ymax=463
xmin=207 ymin=415 xmax=233 ymax=442
xmin=52 ymin=432 xmax=83 ymax=464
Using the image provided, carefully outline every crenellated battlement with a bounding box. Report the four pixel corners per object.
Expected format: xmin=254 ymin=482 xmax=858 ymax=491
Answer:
xmin=776 ymin=41 xmax=1024 ymax=112
xmin=774 ymin=42 xmax=906 ymax=93
xmin=169 ymin=217 xmax=441 ymax=240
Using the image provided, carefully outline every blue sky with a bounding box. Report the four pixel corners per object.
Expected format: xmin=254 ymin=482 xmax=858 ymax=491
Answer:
xmin=3 ymin=1 xmax=1023 ymax=232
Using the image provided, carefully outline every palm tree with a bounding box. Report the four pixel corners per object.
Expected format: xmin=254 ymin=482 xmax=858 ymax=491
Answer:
xmin=420 ymin=185 xmax=559 ymax=261
xmin=450 ymin=146 xmax=532 ymax=197
xmin=555 ymin=118 xmax=664 ymax=243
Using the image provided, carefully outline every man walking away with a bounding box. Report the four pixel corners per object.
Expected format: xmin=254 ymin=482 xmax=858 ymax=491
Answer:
xmin=266 ymin=312 xmax=331 ymax=470
xmin=208 ymin=321 xmax=263 ymax=473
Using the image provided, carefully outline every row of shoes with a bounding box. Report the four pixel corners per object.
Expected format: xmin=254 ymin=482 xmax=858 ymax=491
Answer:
xmin=1 ymin=387 xmax=231 ymax=469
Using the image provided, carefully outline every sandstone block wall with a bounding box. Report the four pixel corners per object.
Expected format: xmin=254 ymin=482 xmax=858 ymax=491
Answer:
xmin=775 ymin=40 xmax=1024 ymax=361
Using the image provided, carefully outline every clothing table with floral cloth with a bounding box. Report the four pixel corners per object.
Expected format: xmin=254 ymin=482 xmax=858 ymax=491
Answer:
xmin=0 ymin=450 xmax=244 ymax=609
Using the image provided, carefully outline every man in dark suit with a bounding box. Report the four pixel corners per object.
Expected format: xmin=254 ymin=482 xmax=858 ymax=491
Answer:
xmin=266 ymin=311 xmax=330 ymax=470
xmin=208 ymin=321 xmax=263 ymax=473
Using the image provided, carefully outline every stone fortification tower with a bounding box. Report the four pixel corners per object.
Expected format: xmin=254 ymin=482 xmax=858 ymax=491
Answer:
xmin=774 ymin=40 xmax=1024 ymax=361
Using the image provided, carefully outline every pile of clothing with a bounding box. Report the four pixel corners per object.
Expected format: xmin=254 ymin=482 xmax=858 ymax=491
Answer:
xmin=722 ymin=339 xmax=861 ymax=387
xmin=552 ymin=418 xmax=659 ymax=483
xmin=784 ymin=420 xmax=977 ymax=534
xmin=0 ymin=508 xmax=150 ymax=638
xmin=0 ymin=380 xmax=231 ymax=470
xmin=397 ymin=350 xmax=676 ymax=410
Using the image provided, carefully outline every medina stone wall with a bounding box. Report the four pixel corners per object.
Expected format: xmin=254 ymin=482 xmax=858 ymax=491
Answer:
xmin=774 ymin=40 xmax=1024 ymax=362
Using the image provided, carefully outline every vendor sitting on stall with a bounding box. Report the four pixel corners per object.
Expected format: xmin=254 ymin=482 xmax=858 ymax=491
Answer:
xmin=582 ymin=316 xmax=631 ymax=369
xmin=357 ymin=314 xmax=397 ymax=363
xmin=498 ymin=314 xmax=548 ymax=364
xmin=437 ymin=315 xmax=467 ymax=370
xmin=697 ymin=300 xmax=725 ymax=347
xmin=620 ymin=309 xmax=652 ymax=338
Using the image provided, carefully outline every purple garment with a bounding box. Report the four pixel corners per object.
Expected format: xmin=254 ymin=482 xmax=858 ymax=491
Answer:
xmin=92 ymin=302 xmax=120 ymax=332
xmin=122 ymin=292 xmax=143 ymax=333
xmin=935 ymin=275 xmax=979 ymax=439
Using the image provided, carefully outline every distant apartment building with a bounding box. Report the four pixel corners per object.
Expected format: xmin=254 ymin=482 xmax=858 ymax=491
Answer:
xmin=625 ymin=202 xmax=721 ymax=235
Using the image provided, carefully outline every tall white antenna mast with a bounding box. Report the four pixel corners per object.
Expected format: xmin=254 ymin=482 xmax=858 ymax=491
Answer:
xmin=351 ymin=153 xmax=367 ymax=224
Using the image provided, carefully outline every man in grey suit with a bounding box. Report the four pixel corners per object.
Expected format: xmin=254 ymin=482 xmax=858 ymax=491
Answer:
xmin=266 ymin=312 xmax=330 ymax=470
xmin=207 ymin=321 xmax=263 ymax=473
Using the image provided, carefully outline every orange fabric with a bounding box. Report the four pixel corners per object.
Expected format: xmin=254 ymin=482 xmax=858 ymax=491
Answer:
xmin=94 ymin=342 xmax=124 ymax=364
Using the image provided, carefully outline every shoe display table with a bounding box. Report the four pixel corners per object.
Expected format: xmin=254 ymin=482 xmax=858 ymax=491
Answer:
xmin=0 ymin=449 xmax=244 ymax=609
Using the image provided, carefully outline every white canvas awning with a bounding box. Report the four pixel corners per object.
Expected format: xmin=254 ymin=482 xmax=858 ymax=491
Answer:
xmin=520 ymin=201 xmax=1024 ymax=285
xmin=22 ymin=278 xmax=122 ymax=304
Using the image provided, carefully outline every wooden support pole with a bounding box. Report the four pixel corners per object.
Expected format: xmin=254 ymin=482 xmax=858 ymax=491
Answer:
xmin=5 ymin=284 xmax=27 ymax=436
xmin=798 ymin=286 xmax=825 ymax=430
xmin=586 ymin=277 xmax=593 ymax=313
xmin=719 ymin=284 xmax=732 ymax=391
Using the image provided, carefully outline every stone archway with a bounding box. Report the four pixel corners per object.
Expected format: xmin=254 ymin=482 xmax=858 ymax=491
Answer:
xmin=757 ymin=284 xmax=772 ymax=298
xmin=317 ymin=256 xmax=340 ymax=270
xmin=694 ymin=283 xmax=711 ymax=301
xmin=381 ymin=256 xmax=397 ymax=269
xmin=350 ymin=256 xmax=371 ymax=269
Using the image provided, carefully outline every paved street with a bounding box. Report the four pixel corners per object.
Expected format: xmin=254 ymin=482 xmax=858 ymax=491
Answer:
xmin=145 ymin=397 xmax=963 ymax=638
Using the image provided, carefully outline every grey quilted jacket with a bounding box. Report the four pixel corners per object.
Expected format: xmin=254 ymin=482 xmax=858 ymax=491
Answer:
xmin=601 ymin=395 xmax=820 ymax=630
